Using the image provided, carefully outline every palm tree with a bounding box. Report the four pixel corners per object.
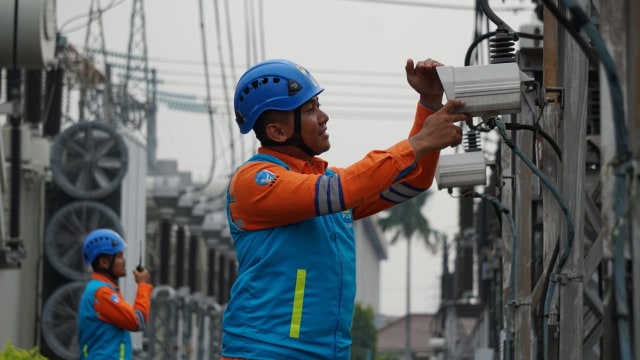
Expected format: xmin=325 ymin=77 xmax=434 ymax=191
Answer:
xmin=377 ymin=190 xmax=442 ymax=360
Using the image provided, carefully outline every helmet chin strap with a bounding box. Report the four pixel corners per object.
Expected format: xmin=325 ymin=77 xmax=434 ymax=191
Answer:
xmin=96 ymin=255 xmax=118 ymax=280
xmin=289 ymin=108 xmax=317 ymax=156
xmin=262 ymin=108 xmax=316 ymax=156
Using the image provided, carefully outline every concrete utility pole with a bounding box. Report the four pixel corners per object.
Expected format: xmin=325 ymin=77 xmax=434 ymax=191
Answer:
xmin=513 ymin=84 xmax=535 ymax=360
xmin=556 ymin=0 xmax=588 ymax=357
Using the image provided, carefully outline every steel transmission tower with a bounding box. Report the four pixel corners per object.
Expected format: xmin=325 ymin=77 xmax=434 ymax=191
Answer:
xmin=121 ymin=0 xmax=153 ymax=131
xmin=80 ymin=0 xmax=109 ymax=122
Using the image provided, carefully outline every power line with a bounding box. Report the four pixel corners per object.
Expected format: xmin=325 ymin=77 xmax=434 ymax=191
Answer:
xmin=342 ymin=0 xmax=533 ymax=12
xmin=59 ymin=0 xmax=128 ymax=34
xmin=87 ymin=48 xmax=408 ymax=80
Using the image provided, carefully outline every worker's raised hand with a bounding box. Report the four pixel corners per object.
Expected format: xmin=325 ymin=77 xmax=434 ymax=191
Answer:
xmin=133 ymin=268 xmax=151 ymax=284
xmin=405 ymin=58 xmax=444 ymax=109
xmin=409 ymin=99 xmax=470 ymax=159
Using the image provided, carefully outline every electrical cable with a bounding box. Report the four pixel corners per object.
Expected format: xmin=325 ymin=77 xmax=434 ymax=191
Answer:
xmin=539 ymin=0 xmax=598 ymax=65
xmin=491 ymin=118 xmax=575 ymax=360
xmin=541 ymin=1 xmax=632 ymax=358
xmin=211 ymin=0 xmax=236 ymax=170
xmin=90 ymin=48 xmax=417 ymax=79
xmin=223 ymin=0 xmax=245 ymax=164
xmin=195 ymin=0 xmax=217 ymax=191
xmin=257 ymin=0 xmax=266 ymax=61
xmin=464 ymin=31 xmax=544 ymax=66
xmin=59 ymin=0 xmax=127 ymax=35
xmin=479 ymin=0 xmax=518 ymax=39
xmin=342 ymin=0 xmax=533 ymax=12
xmin=223 ymin=0 xmax=239 ymax=84
xmin=245 ymin=0 xmax=259 ymax=67
xmin=466 ymin=190 xmax=517 ymax=360
xmin=505 ymin=123 xmax=561 ymax=160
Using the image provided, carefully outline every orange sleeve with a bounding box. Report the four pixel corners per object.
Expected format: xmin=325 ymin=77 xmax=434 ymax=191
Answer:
xmin=94 ymin=283 xmax=153 ymax=331
xmin=351 ymin=102 xmax=440 ymax=219
xmin=229 ymin=141 xmax=418 ymax=231
xmin=410 ymin=102 xmax=441 ymax=187
xmin=229 ymin=102 xmax=441 ymax=230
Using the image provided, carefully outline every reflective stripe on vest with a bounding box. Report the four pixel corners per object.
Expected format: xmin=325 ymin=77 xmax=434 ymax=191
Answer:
xmin=289 ymin=269 xmax=307 ymax=339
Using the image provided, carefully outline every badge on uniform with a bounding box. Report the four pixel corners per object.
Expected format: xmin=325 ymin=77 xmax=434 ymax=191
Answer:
xmin=110 ymin=293 xmax=120 ymax=303
xmin=255 ymin=169 xmax=276 ymax=186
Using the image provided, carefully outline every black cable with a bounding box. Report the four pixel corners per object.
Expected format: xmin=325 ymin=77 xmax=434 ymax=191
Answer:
xmin=505 ymin=123 xmax=562 ymax=160
xmin=539 ymin=0 xmax=598 ymax=65
xmin=465 ymin=31 xmax=544 ymax=66
xmin=479 ymin=0 xmax=518 ymax=38
xmin=12 ymin=0 xmax=18 ymax=68
xmin=342 ymin=0 xmax=533 ymax=12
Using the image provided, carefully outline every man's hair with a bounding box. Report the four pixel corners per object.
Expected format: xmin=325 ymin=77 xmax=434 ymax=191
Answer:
xmin=91 ymin=253 xmax=114 ymax=272
xmin=253 ymin=109 xmax=289 ymax=144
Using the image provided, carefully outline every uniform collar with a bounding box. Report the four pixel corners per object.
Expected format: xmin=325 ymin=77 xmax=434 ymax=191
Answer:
xmin=258 ymin=147 xmax=328 ymax=174
xmin=91 ymin=272 xmax=119 ymax=289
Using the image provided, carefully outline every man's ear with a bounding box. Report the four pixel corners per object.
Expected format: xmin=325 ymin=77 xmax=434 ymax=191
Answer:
xmin=265 ymin=120 xmax=291 ymax=143
xmin=97 ymin=256 xmax=109 ymax=270
xmin=265 ymin=123 xmax=285 ymax=142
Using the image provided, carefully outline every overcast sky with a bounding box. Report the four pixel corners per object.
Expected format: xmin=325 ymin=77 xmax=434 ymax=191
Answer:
xmin=56 ymin=0 xmax=537 ymax=316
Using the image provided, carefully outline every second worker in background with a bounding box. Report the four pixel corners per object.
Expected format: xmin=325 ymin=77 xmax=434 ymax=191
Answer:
xmin=78 ymin=228 xmax=153 ymax=360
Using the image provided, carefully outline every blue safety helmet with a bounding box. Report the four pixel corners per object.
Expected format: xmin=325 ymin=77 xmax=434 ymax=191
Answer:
xmin=83 ymin=228 xmax=127 ymax=264
xmin=234 ymin=59 xmax=325 ymax=134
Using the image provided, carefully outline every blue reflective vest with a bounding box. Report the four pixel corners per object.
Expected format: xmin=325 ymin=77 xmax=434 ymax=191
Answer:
xmin=222 ymin=154 xmax=356 ymax=359
xmin=78 ymin=279 xmax=132 ymax=360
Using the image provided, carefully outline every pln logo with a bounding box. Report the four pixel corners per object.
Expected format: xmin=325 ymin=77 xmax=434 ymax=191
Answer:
xmin=255 ymin=169 xmax=276 ymax=186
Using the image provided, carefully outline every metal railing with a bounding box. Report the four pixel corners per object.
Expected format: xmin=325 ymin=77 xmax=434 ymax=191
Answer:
xmin=144 ymin=286 xmax=223 ymax=360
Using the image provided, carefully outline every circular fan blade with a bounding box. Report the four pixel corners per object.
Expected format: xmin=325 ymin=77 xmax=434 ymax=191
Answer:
xmin=41 ymin=281 xmax=85 ymax=360
xmin=45 ymin=201 xmax=124 ymax=280
xmin=50 ymin=121 xmax=128 ymax=200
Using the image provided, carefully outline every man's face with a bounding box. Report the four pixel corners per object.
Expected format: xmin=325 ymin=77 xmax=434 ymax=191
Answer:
xmin=110 ymin=252 xmax=127 ymax=278
xmin=299 ymin=97 xmax=330 ymax=155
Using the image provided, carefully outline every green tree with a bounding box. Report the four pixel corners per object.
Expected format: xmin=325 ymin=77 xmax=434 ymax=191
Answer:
xmin=377 ymin=190 xmax=442 ymax=359
xmin=351 ymin=302 xmax=378 ymax=360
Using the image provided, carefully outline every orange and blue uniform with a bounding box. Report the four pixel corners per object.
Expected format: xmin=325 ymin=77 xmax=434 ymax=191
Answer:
xmin=77 ymin=273 xmax=153 ymax=359
xmin=222 ymin=103 xmax=439 ymax=359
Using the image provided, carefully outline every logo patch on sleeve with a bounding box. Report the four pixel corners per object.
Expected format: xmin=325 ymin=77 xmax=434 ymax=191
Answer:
xmin=110 ymin=293 xmax=121 ymax=303
xmin=255 ymin=169 xmax=276 ymax=186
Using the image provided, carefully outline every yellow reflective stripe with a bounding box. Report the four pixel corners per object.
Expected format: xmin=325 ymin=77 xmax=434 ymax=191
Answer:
xmin=289 ymin=269 xmax=307 ymax=338
xmin=120 ymin=343 xmax=125 ymax=360
xmin=82 ymin=344 xmax=88 ymax=358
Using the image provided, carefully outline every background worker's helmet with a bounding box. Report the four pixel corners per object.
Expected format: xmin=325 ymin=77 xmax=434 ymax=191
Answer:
xmin=234 ymin=59 xmax=325 ymax=134
xmin=83 ymin=228 xmax=127 ymax=264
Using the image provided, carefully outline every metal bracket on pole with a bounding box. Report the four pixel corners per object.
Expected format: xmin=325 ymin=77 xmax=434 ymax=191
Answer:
xmin=545 ymin=86 xmax=565 ymax=109
xmin=509 ymin=298 xmax=533 ymax=307
xmin=551 ymin=272 xmax=584 ymax=285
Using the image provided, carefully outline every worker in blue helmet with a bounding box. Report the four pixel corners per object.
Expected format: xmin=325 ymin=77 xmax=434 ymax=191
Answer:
xmin=77 ymin=228 xmax=153 ymax=360
xmin=222 ymin=58 xmax=470 ymax=359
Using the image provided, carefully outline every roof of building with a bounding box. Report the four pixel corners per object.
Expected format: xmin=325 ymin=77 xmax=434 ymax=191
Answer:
xmin=377 ymin=313 xmax=440 ymax=353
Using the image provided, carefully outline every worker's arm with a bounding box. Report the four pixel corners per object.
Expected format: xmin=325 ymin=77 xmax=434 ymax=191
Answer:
xmin=93 ymin=283 xmax=153 ymax=332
